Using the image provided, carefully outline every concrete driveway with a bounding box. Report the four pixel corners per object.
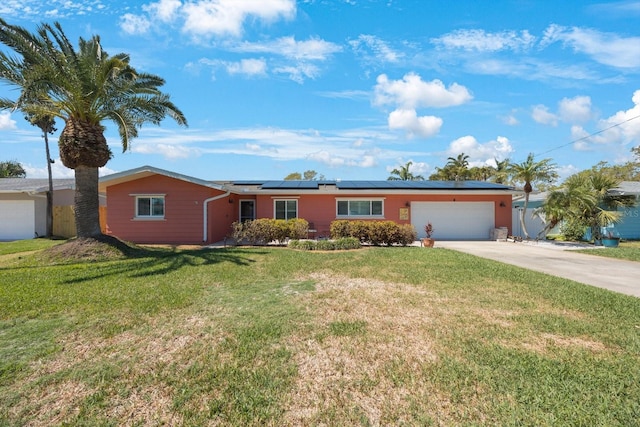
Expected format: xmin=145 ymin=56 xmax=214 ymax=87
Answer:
xmin=435 ymin=240 xmax=640 ymax=298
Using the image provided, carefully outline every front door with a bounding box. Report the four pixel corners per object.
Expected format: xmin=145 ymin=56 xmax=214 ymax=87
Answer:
xmin=240 ymin=200 xmax=255 ymax=223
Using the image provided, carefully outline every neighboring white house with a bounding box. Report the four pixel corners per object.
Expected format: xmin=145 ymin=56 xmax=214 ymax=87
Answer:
xmin=511 ymin=192 xmax=548 ymax=239
xmin=0 ymin=178 xmax=75 ymax=240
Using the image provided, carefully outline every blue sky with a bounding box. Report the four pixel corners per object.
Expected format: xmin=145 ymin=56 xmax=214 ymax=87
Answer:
xmin=1 ymin=0 xmax=640 ymax=182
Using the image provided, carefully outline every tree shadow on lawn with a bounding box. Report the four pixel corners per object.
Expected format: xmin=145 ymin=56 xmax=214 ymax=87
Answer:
xmin=0 ymin=239 xmax=263 ymax=285
xmin=63 ymin=246 xmax=263 ymax=284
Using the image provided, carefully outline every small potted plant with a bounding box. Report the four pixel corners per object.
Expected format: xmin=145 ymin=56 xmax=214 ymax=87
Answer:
xmin=601 ymin=227 xmax=620 ymax=248
xmin=422 ymin=222 xmax=435 ymax=248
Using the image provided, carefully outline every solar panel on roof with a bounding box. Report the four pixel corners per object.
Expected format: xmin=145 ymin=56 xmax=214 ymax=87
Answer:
xmin=229 ymin=179 xmax=511 ymax=190
xmin=336 ymin=180 xmax=511 ymax=190
xmin=260 ymin=181 xmax=320 ymax=189
xmin=231 ymin=180 xmax=267 ymax=185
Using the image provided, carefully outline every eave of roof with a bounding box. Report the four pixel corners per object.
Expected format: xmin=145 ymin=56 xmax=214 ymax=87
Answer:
xmin=0 ymin=178 xmax=75 ymax=193
xmin=99 ymin=165 xmax=225 ymax=191
xmin=99 ymin=166 xmax=518 ymax=195
xmin=610 ymin=181 xmax=640 ymax=196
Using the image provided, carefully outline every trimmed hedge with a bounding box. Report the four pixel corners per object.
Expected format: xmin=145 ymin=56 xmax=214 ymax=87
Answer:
xmin=231 ymin=218 xmax=309 ymax=245
xmin=288 ymin=237 xmax=361 ymax=251
xmin=330 ymin=220 xmax=417 ymax=246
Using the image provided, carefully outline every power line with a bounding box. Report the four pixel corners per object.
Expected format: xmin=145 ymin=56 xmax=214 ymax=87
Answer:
xmin=534 ymin=113 xmax=640 ymax=158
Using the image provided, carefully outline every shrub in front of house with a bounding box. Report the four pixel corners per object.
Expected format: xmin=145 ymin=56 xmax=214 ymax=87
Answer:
xmin=333 ymin=237 xmax=361 ymax=250
xmin=329 ymin=220 xmax=417 ymax=246
xmin=231 ymin=218 xmax=309 ymax=245
xmin=288 ymin=239 xmax=316 ymax=250
xmin=560 ymin=219 xmax=588 ymax=242
xmin=288 ymin=237 xmax=361 ymax=251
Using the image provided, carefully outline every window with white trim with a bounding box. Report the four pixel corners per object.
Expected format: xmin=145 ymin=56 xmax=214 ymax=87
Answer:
xmin=337 ymin=199 xmax=383 ymax=217
xmin=274 ymin=199 xmax=297 ymax=220
xmin=136 ymin=196 xmax=165 ymax=218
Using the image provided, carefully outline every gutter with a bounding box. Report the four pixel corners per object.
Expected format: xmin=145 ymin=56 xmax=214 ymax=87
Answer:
xmin=203 ymin=191 xmax=231 ymax=242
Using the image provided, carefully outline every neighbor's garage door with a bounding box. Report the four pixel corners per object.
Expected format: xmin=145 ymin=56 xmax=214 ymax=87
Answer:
xmin=0 ymin=200 xmax=35 ymax=240
xmin=411 ymin=202 xmax=495 ymax=240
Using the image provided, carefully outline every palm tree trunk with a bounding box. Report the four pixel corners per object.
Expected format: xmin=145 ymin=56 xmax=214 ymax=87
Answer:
xmin=44 ymin=132 xmax=53 ymax=238
xmin=520 ymin=191 xmax=531 ymax=239
xmin=74 ymin=165 xmax=102 ymax=238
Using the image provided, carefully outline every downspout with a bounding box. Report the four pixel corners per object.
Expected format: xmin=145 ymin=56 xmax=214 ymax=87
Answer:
xmin=203 ymin=191 xmax=231 ymax=242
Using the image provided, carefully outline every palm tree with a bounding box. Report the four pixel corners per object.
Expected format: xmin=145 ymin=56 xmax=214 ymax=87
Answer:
xmin=0 ymin=160 xmax=26 ymax=177
xmin=25 ymin=113 xmax=56 ymax=237
xmin=388 ymin=161 xmax=424 ymax=181
xmin=491 ymin=158 xmax=510 ymax=184
xmin=508 ymin=153 xmax=558 ymax=239
xmin=539 ymin=170 xmax=635 ymax=242
xmin=0 ymin=19 xmax=187 ymax=238
xmin=445 ymin=153 xmax=470 ymax=181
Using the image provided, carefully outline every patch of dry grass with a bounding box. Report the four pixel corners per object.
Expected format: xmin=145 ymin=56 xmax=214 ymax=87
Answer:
xmin=6 ymin=312 xmax=230 ymax=426
xmin=283 ymin=272 xmax=441 ymax=425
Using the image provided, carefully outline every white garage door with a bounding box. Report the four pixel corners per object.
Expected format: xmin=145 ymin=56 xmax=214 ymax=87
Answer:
xmin=411 ymin=202 xmax=495 ymax=240
xmin=0 ymin=200 xmax=35 ymax=240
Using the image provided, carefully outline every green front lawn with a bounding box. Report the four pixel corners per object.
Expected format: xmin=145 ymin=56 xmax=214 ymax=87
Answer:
xmin=577 ymin=240 xmax=640 ymax=262
xmin=0 ymin=238 xmax=64 ymax=256
xmin=1 ymin=241 xmax=639 ymax=425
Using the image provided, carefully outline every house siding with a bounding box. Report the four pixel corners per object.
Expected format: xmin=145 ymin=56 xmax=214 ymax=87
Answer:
xmin=105 ymin=175 xmax=229 ymax=244
xmin=255 ymin=193 xmax=512 ymax=237
xmin=616 ymin=203 xmax=640 ymax=239
xmin=207 ymin=194 xmax=241 ymax=243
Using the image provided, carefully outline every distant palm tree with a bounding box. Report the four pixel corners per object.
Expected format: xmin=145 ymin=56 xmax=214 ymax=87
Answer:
xmin=388 ymin=161 xmax=424 ymax=181
xmin=25 ymin=113 xmax=56 ymax=237
xmin=508 ymin=153 xmax=558 ymax=239
xmin=0 ymin=19 xmax=187 ymax=238
xmin=491 ymin=158 xmax=510 ymax=184
xmin=445 ymin=153 xmax=470 ymax=181
xmin=0 ymin=160 xmax=26 ymax=177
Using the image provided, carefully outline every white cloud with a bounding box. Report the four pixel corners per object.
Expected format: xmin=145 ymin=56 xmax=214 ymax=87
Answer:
xmin=349 ymin=34 xmax=403 ymax=64
xmin=542 ymin=24 xmax=640 ymax=69
xmin=387 ymin=159 xmax=429 ymax=176
xmin=374 ymin=73 xmax=472 ymax=109
xmin=182 ymin=0 xmax=296 ymax=38
xmin=232 ymin=36 xmax=342 ymax=61
xmin=570 ymin=125 xmax=593 ymax=150
xmin=532 ymin=104 xmax=559 ymax=126
xmin=120 ymin=0 xmax=296 ymax=39
xmin=558 ymin=96 xmax=592 ymax=123
xmin=307 ymin=151 xmax=346 ymax=167
xmin=447 ymin=135 xmax=514 ymax=164
xmin=373 ymin=73 xmax=470 ymax=139
xmin=143 ymin=0 xmax=181 ymax=22
xmin=0 ymin=112 xmax=17 ymax=130
xmin=574 ymin=89 xmax=640 ymax=148
xmin=533 ymin=96 xmax=593 ymax=128
xmin=120 ymin=13 xmax=152 ymax=35
xmin=432 ymin=29 xmax=536 ymax=52
xmin=226 ymin=58 xmax=268 ymax=76
xmin=358 ymin=155 xmax=377 ymax=168
xmin=194 ymin=57 xmax=268 ymax=79
xmin=132 ymin=142 xmax=202 ymax=159
xmin=22 ymin=159 xmax=74 ymax=179
xmin=273 ymin=63 xmax=321 ymax=83
xmin=21 ymin=158 xmax=116 ymax=179
xmin=225 ymin=37 xmax=341 ymax=82
xmin=388 ymin=109 xmax=442 ymax=138
xmin=501 ymin=114 xmax=519 ymax=126
xmin=0 ymin=0 xmax=105 ymax=19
